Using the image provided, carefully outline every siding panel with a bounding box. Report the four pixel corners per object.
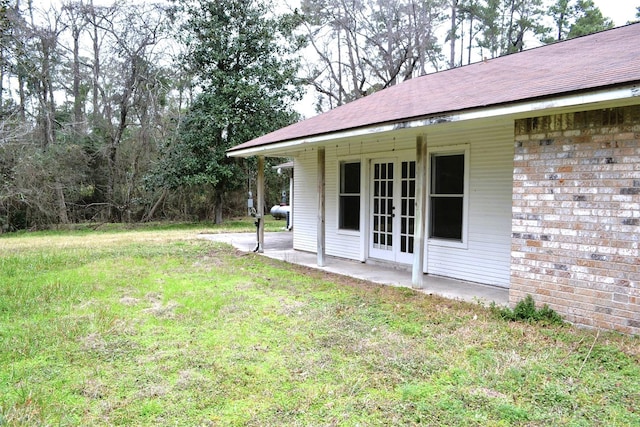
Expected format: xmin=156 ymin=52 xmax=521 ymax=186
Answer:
xmin=426 ymin=123 xmax=513 ymax=287
xmin=292 ymin=152 xmax=317 ymax=252
xmin=325 ymin=149 xmax=361 ymax=259
xmin=291 ymin=121 xmax=514 ymax=288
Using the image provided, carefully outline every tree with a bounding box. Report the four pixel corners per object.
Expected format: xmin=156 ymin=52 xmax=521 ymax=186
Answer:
xmin=566 ymin=0 xmax=613 ymax=39
xmin=481 ymin=0 xmax=548 ymax=56
xmin=154 ymin=0 xmax=304 ymax=223
xmin=547 ymin=0 xmax=571 ymax=41
xmin=302 ymin=0 xmax=446 ymax=112
xmin=456 ymin=0 xmax=483 ymax=65
xmin=448 ymin=0 xmax=458 ymax=68
xmin=77 ymin=1 xmax=170 ymax=221
xmin=0 ymin=0 xmax=173 ymax=229
xmin=545 ymin=0 xmax=613 ymax=42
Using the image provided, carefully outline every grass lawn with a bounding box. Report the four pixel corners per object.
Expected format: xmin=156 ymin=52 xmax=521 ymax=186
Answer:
xmin=1 ymin=220 xmax=638 ymax=426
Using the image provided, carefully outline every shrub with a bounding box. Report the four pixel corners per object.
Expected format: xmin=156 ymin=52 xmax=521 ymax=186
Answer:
xmin=492 ymin=295 xmax=563 ymax=325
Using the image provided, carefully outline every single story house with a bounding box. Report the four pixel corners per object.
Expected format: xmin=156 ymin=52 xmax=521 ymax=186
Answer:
xmin=228 ymin=24 xmax=640 ymax=335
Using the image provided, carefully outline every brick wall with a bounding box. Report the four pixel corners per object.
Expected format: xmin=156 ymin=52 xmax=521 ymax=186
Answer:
xmin=511 ymin=105 xmax=640 ymax=335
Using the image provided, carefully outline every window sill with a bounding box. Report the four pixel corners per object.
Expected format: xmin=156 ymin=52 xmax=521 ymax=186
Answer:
xmin=337 ymin=229 xmax=360 ymax=237
xmin=427 ymin=238 xmax=468 ymax=250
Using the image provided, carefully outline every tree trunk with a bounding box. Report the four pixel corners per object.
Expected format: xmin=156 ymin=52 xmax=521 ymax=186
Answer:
xmin=468 ymin=15 xmax=474 ymax=65
xmin=55 ymin=181 xmax=69 ymax=224
xmin=143 ymin=188 xmax=167 ymax=222
xmin=90 ymin=3 xmax=100 ymax=121
xmin=72 ymin=24 xmax=83 ymax=133
xmin=449 ymin=0 xmax=457 ymax=68
xmin=214 ymin=190 xmax=223 ymax=224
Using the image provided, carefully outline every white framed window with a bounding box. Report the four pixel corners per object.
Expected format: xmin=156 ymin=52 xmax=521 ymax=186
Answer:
xmin=339 ymin=161 xmax=361 ymax=231
xmin=428 ymin=145 xmax=469 ymax=248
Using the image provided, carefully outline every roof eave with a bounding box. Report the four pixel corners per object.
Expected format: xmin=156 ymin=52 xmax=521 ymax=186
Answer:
xmin=227 ymin=84 xmax=640 ymax=158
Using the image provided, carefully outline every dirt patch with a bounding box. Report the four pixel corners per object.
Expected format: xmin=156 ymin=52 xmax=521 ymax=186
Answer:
xmin=143 ymin=292 xmax=179 ymax=318
xmin=119 ymin=296 xmax=140 ymax=306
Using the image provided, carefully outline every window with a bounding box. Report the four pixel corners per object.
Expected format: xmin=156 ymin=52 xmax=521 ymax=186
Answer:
xmin=430 ymin=153 xmax=465 ymax=241
xmin=339 ymin=161 xmax=360 ymax=230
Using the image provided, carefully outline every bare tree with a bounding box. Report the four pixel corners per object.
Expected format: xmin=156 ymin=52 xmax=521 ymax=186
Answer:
xmin=301 ymin=0 xmax=446 ymax=113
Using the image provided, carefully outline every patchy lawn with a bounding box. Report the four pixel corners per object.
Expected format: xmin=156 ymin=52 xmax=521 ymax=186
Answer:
xmin=0 ymin=224 xmax=638 ymax=426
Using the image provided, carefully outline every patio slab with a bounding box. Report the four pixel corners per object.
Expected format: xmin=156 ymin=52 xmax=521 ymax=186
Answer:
xmin=200 ymin=232 xmax=509 ymax=307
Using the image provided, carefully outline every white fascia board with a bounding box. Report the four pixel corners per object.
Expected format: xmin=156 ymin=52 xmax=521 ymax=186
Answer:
xmin=227 ymin=85 xmax=640 ymax=158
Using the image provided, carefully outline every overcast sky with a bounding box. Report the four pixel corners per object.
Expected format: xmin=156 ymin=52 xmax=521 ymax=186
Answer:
xmin=43 ymin=1 xmax=639 ymax=26
xmin=594 ymin=0 xmax=638 ymax=26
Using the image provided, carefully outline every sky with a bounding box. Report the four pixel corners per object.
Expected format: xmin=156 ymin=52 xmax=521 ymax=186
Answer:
xmin=594 ymin=0 xmax=638 ymax=26
xmin=43 ymin=0 xmax=640 ymax=25
xmin=36 ymin=0 xmax=639 ymax=118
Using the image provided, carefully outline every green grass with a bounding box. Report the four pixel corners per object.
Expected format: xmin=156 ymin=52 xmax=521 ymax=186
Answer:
xmin=0 ymin=223 xmax=638 ymax=426
xmin=1 ymin=216 xmax=285 ymax=237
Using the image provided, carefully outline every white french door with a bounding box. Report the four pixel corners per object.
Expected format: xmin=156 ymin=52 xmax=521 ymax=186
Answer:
xmin=369 ymin=156 xmax=416 ymax=264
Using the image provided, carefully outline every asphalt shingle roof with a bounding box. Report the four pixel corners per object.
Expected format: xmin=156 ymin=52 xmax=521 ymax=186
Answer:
xmin=228 ymin=23 xmax=640 ymax=154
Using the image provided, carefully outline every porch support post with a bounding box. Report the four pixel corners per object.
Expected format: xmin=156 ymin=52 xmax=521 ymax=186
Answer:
xmin=257 ymin=155 xmax=265 ymax=253
xmin=412 ymin=135 xmax=427 ymax=287
xmin=317 ymin=147 xmax=326 ymax=267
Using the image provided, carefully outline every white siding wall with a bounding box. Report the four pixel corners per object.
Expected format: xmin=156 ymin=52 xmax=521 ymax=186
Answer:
xmin=292 ymin=152 xmax=317 ymax=252
xmin=425 ymin=122 xmax=514 ymax=287
xmin=324 ymin=149 xmax=361 ymax=259
xmin=291 ymin=120 xmax=514 ymax=288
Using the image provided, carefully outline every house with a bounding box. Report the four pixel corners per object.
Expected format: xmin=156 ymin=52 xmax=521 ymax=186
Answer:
xmin=228 ymin=24 xmax=640 ymax=335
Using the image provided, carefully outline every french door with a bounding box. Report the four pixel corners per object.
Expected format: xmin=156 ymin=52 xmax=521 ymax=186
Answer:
xmin=369 ymin=156 xmax=416 ymax=264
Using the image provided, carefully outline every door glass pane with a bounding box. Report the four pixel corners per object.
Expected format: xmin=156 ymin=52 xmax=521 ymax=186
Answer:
xmin=399 ymin=161 xmax=416 ymax=255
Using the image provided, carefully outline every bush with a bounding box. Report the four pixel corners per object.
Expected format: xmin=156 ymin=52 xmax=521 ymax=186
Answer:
xmin=492 ymin=295 xmax=564 ymax=325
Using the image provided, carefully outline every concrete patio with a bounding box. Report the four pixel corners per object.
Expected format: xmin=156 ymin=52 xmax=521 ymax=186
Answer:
xmin=200 ymin=231 xmax=509 ymax=306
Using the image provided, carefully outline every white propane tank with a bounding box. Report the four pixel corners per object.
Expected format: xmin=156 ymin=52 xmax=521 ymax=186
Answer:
xmin=270 ymin=204 xmax=290 ymax=219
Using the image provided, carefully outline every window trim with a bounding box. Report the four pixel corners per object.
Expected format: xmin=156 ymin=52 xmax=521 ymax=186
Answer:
xmin=427 ymin=144 xmax=470 ymax=249
xmin=337 ymin=159 xmax=362 ymax=233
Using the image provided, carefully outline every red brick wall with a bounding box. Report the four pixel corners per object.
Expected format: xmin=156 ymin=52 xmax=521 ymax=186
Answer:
xmin=511 ymin=105 xmax=640 ymax=335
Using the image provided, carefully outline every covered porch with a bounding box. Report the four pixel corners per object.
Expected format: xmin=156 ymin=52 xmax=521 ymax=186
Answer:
xmin=201 ymin=231 xmax=509 ymax=306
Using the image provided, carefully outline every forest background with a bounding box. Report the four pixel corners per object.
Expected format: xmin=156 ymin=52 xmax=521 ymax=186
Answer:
xmin=0 ymin=0 xmax=638 ymax=231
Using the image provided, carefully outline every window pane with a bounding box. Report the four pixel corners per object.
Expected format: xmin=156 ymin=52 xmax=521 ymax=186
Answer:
xmin=430 ymin=197 xmax=463 ymax=240
xmin=340 ymin=162 xmax=361 ymax=230
xmin=341 ymin=162 xmax=361 ymax=194
xmin=432 ymin=154 xmax=464 ymax=194
xmin=339 ymin=196 xmax=360 ymax=230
